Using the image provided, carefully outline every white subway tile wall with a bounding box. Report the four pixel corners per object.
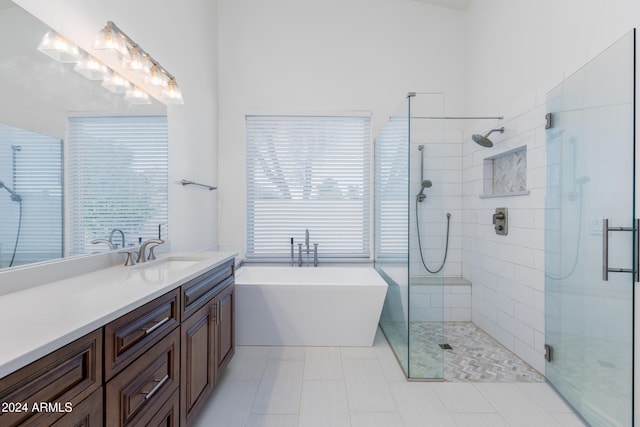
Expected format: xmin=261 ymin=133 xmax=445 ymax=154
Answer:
xmin=463 ymin=89 xmax=548 ymax=374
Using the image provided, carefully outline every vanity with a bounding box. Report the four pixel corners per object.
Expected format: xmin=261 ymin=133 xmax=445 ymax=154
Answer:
xmin=0 ymin=251 xmax=236 ymax=427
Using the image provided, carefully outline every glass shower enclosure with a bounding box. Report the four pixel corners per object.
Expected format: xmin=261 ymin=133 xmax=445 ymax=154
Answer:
xmin=544 ymin=30 xmax=636 ymax=426
xmin=375 ymin=93 xmax=447 ymax=380
xmin=375 ymin=92 xmax=501 ymax=380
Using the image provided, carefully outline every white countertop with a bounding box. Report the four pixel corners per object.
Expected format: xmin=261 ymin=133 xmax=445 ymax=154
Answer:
xmin=0 ymin=251 xmax=236 ymax=380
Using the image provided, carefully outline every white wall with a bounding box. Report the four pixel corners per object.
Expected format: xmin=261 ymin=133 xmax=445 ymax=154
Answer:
xmin=14 ymin=0 xmax=219 ymax=252
xmin=217 ymin=0 xmax=467 ymax=255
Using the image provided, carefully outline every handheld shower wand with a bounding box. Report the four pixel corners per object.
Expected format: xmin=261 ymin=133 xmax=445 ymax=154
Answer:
xmin=415 ymin=145 xmax=450 ymax=274
xmin=416 ymin=145 xmax=432 ymax=202
xmin=0 ymin=180 xmax=21 ymax=202
xmin=416 ymin=179 xmax=432 ymax=203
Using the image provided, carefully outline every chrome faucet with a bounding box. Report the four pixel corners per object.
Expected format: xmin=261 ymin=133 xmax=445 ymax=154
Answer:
xmin=90 ymin=238 xmax=114 ymax=250
xmin=137 ymin=239 xmax=165 ymax=263
xmin=305 ymin=228 xmax=310 ymax=253
xmin=296 ymin=229 xmax=318 ymax=267
xmin=109 ymin=228 xmax=125 ymax=249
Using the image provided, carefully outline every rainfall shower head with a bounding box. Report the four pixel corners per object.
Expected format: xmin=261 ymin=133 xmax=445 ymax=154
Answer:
xmin=472 ymin=127 xmax=505 ymax=147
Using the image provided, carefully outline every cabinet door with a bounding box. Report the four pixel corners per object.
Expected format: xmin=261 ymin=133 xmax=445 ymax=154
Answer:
xmin=214 ymin=283 xmax=234 ymax=383
xmin=180 ymin=299 xmax=216 ymax=427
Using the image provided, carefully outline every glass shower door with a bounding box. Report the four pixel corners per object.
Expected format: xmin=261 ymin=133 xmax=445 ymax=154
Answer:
xmin=545 ymin=30 xmax=635 ymax=427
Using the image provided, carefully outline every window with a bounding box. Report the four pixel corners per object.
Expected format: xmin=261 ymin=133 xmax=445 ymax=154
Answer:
xmin=67 ymin=116 xmax=168 ymax=255
xmin=246 ymin=115 xmax=371 ymax=259
xmin=374 ymin=116 xmax=409 ymax=259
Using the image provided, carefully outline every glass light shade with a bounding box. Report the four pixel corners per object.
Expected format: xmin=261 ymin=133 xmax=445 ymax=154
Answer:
xmin=37 ymin=30 xmax=80 ymax=63
xmin=121 ymin=46 xmax=152 ymax=76
xmin=144 ymin=65 xmax=169 ymax=88
xmin=125 ymin=86 xmax=152 ymax=105
xmin=161 ymin=79 xmax=184 ymax=105
xmin=93 ymin=23 xmax=129 ymax=58
xmin=101 ymin=73 xmax=132 ymax=93
xmin=74 ymin=55 xmax=109 ymax=80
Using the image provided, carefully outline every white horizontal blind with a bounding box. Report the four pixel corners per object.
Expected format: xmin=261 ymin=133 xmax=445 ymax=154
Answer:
xmin=375 ymin=117 xmax=409 ymax=259
xmin=0 ymin=124 xmax=62 ymax=267
xmin=67 ymin=116 xmax=168 ymax=255
xmin=246 ymin=115 xmax=371 ymax=259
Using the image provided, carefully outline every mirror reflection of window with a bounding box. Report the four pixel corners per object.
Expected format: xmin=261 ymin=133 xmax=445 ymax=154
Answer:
xmin=0 ymin=123 xmax=62 ymax=268
xmin=66 ymin=116 xmax=168 ymax=255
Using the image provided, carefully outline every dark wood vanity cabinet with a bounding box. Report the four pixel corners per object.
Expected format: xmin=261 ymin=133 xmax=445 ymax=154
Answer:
xmin=180 ymin=259 xmax=235 ymax=426
xmin=0 ymin=258 xmax=235 ymax=427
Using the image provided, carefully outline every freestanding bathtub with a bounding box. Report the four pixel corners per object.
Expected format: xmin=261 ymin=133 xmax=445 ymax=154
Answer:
xmin=235 ymin=266 xmax=388 ymax=346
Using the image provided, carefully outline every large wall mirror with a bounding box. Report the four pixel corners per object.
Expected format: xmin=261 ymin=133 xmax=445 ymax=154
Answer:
xmin=0 ymin=1 xmax=167 ymax=270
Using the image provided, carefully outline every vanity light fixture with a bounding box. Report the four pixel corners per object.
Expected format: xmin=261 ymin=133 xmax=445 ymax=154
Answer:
xmin=93 ymin=21 xmax=184 ymax=104
xmin=121 ymin=45 xmax=152 ymax=76
xmin=144 ymin=64 xmax=169 ymax=87
xmin=160 ymin=78 xmax=184 ymax=105
xmin=93 ymin=21 xmax=129 ymax=58
xmin=37 ymin=30 xmax=81 ymax=63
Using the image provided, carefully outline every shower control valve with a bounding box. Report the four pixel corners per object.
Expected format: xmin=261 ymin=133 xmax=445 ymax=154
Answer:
xmin=493 ymin=208 xmax=508 ymax=236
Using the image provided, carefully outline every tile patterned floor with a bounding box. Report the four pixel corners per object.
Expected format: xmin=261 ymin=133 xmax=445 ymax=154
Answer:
xmin=192 ymin=328 xmax=585 ymax=427
xmin=380 ymin=321 xmax=544 ymax=382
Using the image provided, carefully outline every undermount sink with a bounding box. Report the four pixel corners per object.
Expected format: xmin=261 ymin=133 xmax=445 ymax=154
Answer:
xmin=136 ymin=256 xmax=203 ymax=271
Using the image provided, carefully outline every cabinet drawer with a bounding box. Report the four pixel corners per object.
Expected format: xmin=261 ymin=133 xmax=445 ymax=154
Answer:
xmin=49 ymin=387 xmax=103 ymax=427
xmin=182 ymin=260 xmax=234 ymax=318
xmin=105 ymin=327 xmax=180 ymax=427
xmin=0 ymin=329 xmax=102 ymax=427
xmin=104 ymin=289 xmax=179 ymax=380
xmin=142 ymin=389 xmax=179 ymax=427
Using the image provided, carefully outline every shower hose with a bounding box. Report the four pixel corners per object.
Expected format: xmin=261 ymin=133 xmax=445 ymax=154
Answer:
xmin=416 ymin=201 xmax=451 ymax=274
xmin=9 ymin=199 xmax=22 ymax=267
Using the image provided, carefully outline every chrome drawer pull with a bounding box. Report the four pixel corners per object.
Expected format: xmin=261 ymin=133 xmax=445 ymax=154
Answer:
xmin=142 ymin=316 xmax=170 ymax=335
xmin=143 ymin=374 xmax=169 ymax=400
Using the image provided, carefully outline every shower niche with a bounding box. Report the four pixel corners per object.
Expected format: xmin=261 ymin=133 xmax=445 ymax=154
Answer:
xmin=480 ymin=145 xmax=529 ymax=198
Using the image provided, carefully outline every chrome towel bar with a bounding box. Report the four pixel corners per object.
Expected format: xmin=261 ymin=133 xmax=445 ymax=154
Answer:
xmin=180 ymin=179 xmax=217 ymax=190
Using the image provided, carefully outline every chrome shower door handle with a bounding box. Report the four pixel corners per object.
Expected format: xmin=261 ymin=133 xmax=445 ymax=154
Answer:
xmin=602 ymin=218 xmax=639 ymax=282
xmin=602 ymin=218 xmax=609 ymax=281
